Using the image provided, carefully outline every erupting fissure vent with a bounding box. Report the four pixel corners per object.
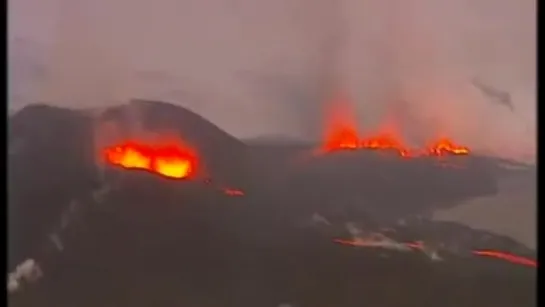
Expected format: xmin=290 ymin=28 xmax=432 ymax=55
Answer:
xmin=103 ymin=140 xmax=199 ymax=179
xmin=322 ymin=95 xmax=470 ymax=157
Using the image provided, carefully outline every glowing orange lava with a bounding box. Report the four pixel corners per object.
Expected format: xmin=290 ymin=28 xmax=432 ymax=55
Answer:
xmin=323 ymin=129 xmax=469 ymax=158
xmin=323 ymin=93 xmax=360 ymax=152
xmin=426 ymin=138 xmax=470 ymax=156
xmin=321 ymin=103 xmax=469 ymax=157
xmin=321 ymin=95 xmax=471 ymax=157
xmin=322 ymin=107 xmax=470 ymax=158
xmin=324 ymin=126 xmax=360 ymax=151
xmin=223 ymin=188 xmax=245 ymax=197
xmin=360 ymin=133 xmax=413 ymax=157
xmin=472 ymin=250 xmax=537 ymax=267
xmin=334 ymin=238 xmax=537 ymax=267
xmin=103 ymin=141 xmax=198 ymax=179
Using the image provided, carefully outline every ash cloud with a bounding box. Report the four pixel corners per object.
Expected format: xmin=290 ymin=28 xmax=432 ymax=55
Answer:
xmin=9 ymin=0 xmax=535 ymax=162
xmin=340 ymin=0 xmax=535 ymax=163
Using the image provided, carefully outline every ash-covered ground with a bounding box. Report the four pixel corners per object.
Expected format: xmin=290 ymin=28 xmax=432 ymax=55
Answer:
xmin=8 ymin=101 xmax=536 ymax=307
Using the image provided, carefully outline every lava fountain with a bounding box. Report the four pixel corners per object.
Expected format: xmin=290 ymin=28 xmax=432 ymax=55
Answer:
xmin=103 ymin=140 xmax=199 ymax=180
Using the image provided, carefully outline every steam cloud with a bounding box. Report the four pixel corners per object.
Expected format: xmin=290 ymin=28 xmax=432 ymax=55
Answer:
xmin=9 ymin=0 xmax=536 ymax=162
xmin=7 ymin=259 xmax=43 ymax=294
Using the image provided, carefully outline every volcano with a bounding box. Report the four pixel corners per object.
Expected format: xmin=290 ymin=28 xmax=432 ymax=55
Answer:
xmin=8 ymin=104 xmax=99 ymax=269
xmin=8 ymin=101 xmax=535 ymax=307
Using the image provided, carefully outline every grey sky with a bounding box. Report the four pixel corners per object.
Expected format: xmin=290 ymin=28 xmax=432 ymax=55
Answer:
xmin=8 ymin=0 xmax=536 ymax=162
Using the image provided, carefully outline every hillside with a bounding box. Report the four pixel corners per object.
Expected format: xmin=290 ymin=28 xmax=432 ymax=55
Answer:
xmin=8 ymin=101 xmax=536 ymax=307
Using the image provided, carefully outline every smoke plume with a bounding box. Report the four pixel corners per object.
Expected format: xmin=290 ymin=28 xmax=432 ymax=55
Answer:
xmin=9 ymin=0 xmax=535 ymax=162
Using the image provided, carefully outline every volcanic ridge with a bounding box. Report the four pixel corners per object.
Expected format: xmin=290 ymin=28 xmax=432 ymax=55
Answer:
xmin=8 ymin=100 xmax=536 ymax=307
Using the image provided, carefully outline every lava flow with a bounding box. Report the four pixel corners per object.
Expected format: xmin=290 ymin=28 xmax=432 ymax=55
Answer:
xmin=426 ymin=138 xmax=470 ymax=156
xmin=472 ymin=250 xmax=537 ymax=267
xmin=321 ymin=97 xmax=470 ymax=157
xmin=324 ymin=126 xmax=360 ymax=151
xmin=103 ymin=140 xmax=198 ymax=179
xmin=360 ymin=133 xmax=412 ymax=157
xmin=323 ymin=125 xmax=470 ymax=158
xmin=323 ymin=93 xmax=361 ymax=151
xmin=334 ymin=238 xmax=537 ymax=268
xmin=222 ymin=187 xmax=245 ymax=197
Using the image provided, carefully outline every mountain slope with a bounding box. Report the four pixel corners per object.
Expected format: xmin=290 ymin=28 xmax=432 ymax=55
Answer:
xmin=8 ymin=101 xmax=535 ymax=307
xmin=8 ymin=104 xmax=98 ymax=269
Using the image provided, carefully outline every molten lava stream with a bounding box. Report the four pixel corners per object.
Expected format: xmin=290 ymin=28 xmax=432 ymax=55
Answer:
xmin=360 ymin=133 xmax=413 ymax=157
xmin=320 ymin=94 xmax=471 ymax=157
xmin=152 ymin=146 xmax=196 ymax=179
xmin=322 ymin=94 xmax=361 ymax=152
xmin=324 ymin=126 xmax=360 ymax=152
xmin=322 ymin=132 xmax=471 ymax=158
xmin=472 ymin=250 xmax=537 ymax=267
xmin=105 ymin=144 xmax=152 ymax=169
xmin=103 ymin=141 xmax=198 ymax=180
xmin=334 ymin=239 xmax=537 ymax=268
xmin=426 ymin=138 xmax=470 ymax=156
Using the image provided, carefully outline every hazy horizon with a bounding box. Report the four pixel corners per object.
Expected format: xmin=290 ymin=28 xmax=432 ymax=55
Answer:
xmin=9 ymin=0 xmax=536 ymax=163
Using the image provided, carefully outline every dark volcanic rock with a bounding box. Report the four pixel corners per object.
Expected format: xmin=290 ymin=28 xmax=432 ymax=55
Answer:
xmin=247 ymin=148 xmax=499 ymax=225
xmin=8 ymin=104 xmax=98 ymax=269
xmin=8 ymin=102 xmax=534 ymax=307
xmin=100 ymin=99 xmax=249 ymax=185
xmin=10 ymin=173 xmax=536 ymax=307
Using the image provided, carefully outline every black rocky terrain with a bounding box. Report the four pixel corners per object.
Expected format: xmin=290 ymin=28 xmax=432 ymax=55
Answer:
xmin=8 ymin=101 xmax=536 ymax=307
